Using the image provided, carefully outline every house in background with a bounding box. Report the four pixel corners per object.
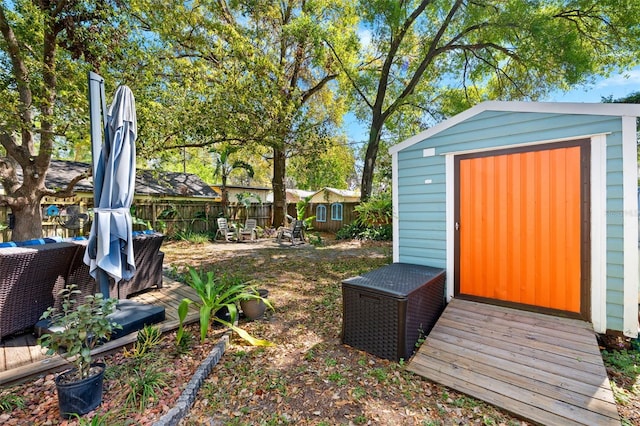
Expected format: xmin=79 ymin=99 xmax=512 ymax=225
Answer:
xmin=306 ymin=187 xmax=360 ymax=233
xmin=390 ymin=101 xmax=640 ymax=338
xmin=283 ymin=188 xmax=315 ymax=204
xmin=210 ymin=184 xmax=271 ymax=204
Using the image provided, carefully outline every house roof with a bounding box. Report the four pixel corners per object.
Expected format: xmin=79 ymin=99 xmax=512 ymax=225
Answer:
xmin=312 ymin=187 xmax=360 ymax=199
xmin=45 ymin=160 xmax=219 ymax=199
xmin=211 ymin=184 xmax=271 ymax=191
xmin=390 ymin=101 xmax=640 ymax=154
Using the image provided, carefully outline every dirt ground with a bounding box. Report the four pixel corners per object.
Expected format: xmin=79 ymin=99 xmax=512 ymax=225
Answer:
xmin=163 ymin=236 xmax=531 ymax=425
xmin=3 ymin=235 xmax=634 ymax=425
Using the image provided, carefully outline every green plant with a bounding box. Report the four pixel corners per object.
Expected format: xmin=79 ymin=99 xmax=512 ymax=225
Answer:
xmin=0 ymin=393 xmax=25 ymax=411
xmin=38 ymin=286 xmax=121 ymax=380
xmin=353 ymin=414 xmax=368 ymax=424
xmin=124 ymin=363 xmax=168 ymax=412
xmin=70 ymin=412 xmax=110 ymax=425
xmin=174 ymin=230 xmax=211 ymax=243
xmin=124 ymin=325 xmax=163 ymax=359
xmin=308 ymin=232 xmax=323 ymax=246
xmin=177 ymin=267 xmax=273 ymax=345
xmin=295 ymin=196 xmax=315 ymax=230
xmin=352 ymin=386 xmax=366 ymax=400
xmin=174 ymin=326 xmax=194 ymax=355
xmin=354 ymin=191 xmax=392 ymax=226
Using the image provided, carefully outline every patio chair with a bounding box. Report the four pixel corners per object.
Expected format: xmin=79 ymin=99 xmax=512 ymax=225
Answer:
xmin=277 ymin=219 xmax=305 ymax=245
xmin=239 ymin=218 xmax=258 ymax=242
xmin=215 ymin=218 xmax=236 ymax=242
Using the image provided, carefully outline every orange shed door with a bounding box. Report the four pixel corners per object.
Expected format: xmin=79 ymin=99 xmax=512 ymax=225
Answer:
xmin=456 ymin=141 xmax=589 ymax=316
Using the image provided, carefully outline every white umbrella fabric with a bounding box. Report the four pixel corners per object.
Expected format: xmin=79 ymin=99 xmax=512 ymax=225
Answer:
xmin=84 ymin=83 xmax=137 ymax=297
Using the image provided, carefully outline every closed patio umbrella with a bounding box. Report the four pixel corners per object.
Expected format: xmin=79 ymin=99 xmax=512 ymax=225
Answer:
xmin=85 ymin=74 xmax=137 ymax=298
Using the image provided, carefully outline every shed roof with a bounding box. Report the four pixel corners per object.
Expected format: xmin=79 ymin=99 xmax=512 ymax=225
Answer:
xmin=45 ymin=160 xmax=219 ymax=199
xmin=390 ymin=101 xmax=640 ymax=154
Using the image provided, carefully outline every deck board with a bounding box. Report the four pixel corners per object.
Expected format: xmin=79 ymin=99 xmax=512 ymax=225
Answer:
xmin=407 ymin=299 xmax=620 ymax=426
xmin=0 ymin=276 xmax=200 ymax=386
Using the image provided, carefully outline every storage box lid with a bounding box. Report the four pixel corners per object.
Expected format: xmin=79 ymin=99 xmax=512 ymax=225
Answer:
xmin=342 ymin=263 xmax=445 ymax=297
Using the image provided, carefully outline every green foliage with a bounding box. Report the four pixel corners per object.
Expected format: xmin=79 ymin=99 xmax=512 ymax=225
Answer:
xmin=0 ymin=393 xmax=25 ymax=411
xmin=124 ymin=363 xmax=168 ymax=412
xmin=178 ymin=267 xmax=273 ymax=345
xmin=70 ymin=412 xmax=110 ymax=426
xmin=354 ymin=191 xmax=392 ymax=227
xmin=602 ymin=349 xmax=640 ymax=377
xmin=602 ymin=348 xmax=640 ymax=417
xmin=295 ymin=196 xmax=316 ymax=230
xmin=288 ymin=137 xmax=358 ymax=190
xmin=124 ymin=325 xmax=163 ymax=359
xmin=38 ymin=286 xmax=121 ymax=379
xmin=173 ymin=230 xmax=211 ymax=244
xmin=308 ymin=232 xmax=323 ymax=247
xmin=336 ymin=222 xmax=392 ymax=241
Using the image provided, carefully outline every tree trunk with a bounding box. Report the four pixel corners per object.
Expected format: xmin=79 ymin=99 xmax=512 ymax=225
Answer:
xmin=221 ymin=174 xmax=228 ymax=218
xmin=10 ymin=197 xmax=43 ymax=241
xmin=360 ymin=119 xmax=382 ymax=202
xmin=272 ymin=147 xmax=287 ymax=227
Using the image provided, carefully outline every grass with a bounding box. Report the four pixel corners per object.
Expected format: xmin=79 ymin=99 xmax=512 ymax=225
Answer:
xmin=601 ymin=347 xmax=640 ymax=424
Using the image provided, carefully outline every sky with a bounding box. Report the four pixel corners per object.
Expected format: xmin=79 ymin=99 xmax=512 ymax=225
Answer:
xmin=344 ymin=65 xmax=640 ymax=144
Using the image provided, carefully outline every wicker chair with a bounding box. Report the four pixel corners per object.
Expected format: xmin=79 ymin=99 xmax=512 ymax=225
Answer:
xmin=0 ymin=243 xmax=79 ymax=340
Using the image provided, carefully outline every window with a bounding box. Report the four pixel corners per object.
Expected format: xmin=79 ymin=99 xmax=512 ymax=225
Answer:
xmin=331 ymin=203 xmax=343 ymax=221
xmin=316 ymin=205 xmax=327 ymax=222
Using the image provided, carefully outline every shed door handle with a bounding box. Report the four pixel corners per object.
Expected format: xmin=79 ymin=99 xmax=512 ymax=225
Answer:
xmin=455 ymin=222 xmax=460 ymax=231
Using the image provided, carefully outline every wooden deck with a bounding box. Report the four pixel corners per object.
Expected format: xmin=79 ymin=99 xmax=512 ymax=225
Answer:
xmin=407 ymin=299 xmax=620 ymax=426
xmin=0 ymin=276 xmax=200 ymax=386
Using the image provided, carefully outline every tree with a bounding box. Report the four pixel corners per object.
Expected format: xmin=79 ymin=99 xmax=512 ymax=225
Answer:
xmin=0 ymin=0 xmax=133 ymax=240
xmin=130 ymin=0 xmax=359 ymax=227
xmin=337 ymin=0 xmax=640 ymax=200
xmin=288 ymin=136 xmax=357 ymax=190
xmin=212 ymin=145 xmax=255 ymax=217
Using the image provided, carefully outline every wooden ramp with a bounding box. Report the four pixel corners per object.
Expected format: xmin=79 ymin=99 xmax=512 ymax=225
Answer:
xmin=407 ymin=299 xmax=620 ymax=426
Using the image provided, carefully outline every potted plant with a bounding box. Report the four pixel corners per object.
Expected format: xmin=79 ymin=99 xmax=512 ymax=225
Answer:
xmin=38 ymin=285 xmax=120 ymax=418
xmin=240 ymin=288 xmax=271 ymax=320
xmin=177 ymin=267 xmax=273 ymax=346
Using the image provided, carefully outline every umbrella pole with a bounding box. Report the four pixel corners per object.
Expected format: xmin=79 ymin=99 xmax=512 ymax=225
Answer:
xmin=96 ymin=268 xmax=111 ymax=300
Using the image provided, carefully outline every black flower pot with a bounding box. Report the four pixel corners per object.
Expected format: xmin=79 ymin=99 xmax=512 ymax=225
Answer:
xmin=55 ymin=362 xmax=105 ymax=419
xmin=214 ymin=306 xmax=232 ymax=324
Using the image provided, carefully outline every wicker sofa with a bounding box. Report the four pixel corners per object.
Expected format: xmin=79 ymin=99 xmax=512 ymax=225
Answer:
xmin=0 ymin=233 xmax=165 ymax=340
xmin=61 ymin=233 xmax=165 ymax=306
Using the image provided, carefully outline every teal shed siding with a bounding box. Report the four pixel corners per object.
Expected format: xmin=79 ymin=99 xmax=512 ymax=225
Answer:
xmin=394 ymin=108 xmax=629 ymax=332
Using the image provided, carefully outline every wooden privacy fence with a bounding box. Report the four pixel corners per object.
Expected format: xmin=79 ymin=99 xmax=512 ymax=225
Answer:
xmin=0 ymin=202 xmax=274 ymax=242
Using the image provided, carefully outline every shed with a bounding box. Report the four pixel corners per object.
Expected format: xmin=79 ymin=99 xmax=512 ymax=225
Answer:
xmin=390 ymin=101 xmax=640 ymax=338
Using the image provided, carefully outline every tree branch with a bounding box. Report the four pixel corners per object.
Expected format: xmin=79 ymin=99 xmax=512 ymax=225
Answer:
xmin=324 ymin=39 xmax=373 ymax=109
xmin=45 ymin=168 xmax=92 ymax=198
xmin=0 ymin=6 xmax=34 ymax=150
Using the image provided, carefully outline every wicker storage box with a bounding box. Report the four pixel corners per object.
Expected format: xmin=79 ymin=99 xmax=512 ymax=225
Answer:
xmin=341 ymin=263 xmax=445 ymax=361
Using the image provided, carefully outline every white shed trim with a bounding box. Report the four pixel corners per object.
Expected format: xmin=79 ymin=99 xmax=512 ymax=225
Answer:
xmin=445 ymin=154 xmax=455 ymax=302
xmin=622 ymin=116 xmax=639 ymax=337
xmin=390 ymin=101 xmax=640 ymax=155
xmin=590 ymin=134 xmax=607 ymax=334
xmin=392 ymin=152 xmax=400 ymax=263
